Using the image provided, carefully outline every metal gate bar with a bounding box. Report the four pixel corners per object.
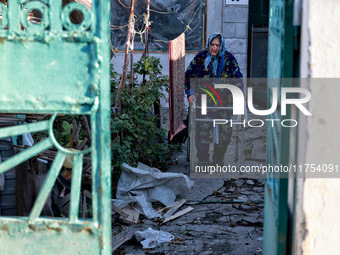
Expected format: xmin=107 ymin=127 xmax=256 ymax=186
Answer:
xmin=0 ymin=1 xmax=111 ymax=253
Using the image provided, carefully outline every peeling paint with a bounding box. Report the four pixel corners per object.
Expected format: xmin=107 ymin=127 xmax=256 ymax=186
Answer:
xmin=99 ymin=232 xmax=103 ymax=249
xmin=81 ymin=227 xmax=94 ymax=235
xmin=46 ymin=225 xmax=63 ymax=232
xmin=28 ymin=225 xmax=36 ymax=231
xmin=1 ymin=225 xmax=8 ymax=231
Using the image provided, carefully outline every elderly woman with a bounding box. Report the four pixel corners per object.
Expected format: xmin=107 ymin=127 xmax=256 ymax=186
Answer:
xmin=185 ymin=33 xmax=243 ymax=165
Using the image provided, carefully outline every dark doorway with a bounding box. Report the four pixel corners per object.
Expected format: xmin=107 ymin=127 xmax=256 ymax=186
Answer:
xmin=247 ymin=0 xmax=269 ymax=108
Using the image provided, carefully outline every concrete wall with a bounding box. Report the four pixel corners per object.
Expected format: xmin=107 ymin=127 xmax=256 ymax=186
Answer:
xmin=222 ymin=1 xmax=249 ymax=77
xmin=207 ymin=0 xmax=249 ymax=76
xmin=296 ymin=0 xmax=340 ymax=254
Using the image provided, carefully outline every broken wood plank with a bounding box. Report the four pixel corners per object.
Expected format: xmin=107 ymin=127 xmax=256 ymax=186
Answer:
xmin=84 ymin=191 xmax=127 ymax=217
xmin=37 ymin=156 xmax=54 ymax=162
xmin=82 ymin=192 xmax=87 ymax=218
xmin=162 ymin=206 xmax=194 ymax=224
xmin=162 ymin=199 xmax=187 ymax=219
xmin=82 ymin=116 xmax=91 ymax=143
xmin=119 ymin=204 xmax=140 ymax=224
xmin=83 ymin=190 xmax=92 ymax=199
xmin=39 ymin=150 xmax=91 ymax=161
xmin=111 ymin=204 xmax=129 ymax=218
xmin=70 ymin=119 xmax=77 ymax=148
xmin=112 ymin=226 xmax=141 ymax=252
xmin=73 ymin=122 xmax=82 ymax=149
xmin=42 ymin=149 xmax=57 ymax=156
xmin=83 ymin=190 xmax=128 ymax=217
xmin=157 ymin=199 xmax=187 ymax=213
xmin=83 ymin=161 xmax=92 ymax=173
xmin=78 ymin=137 xmax=88 ymax=151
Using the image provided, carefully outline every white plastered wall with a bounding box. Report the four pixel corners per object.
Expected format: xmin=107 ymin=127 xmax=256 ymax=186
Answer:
xmin=298 ymin=0 xmax=340 ymax=254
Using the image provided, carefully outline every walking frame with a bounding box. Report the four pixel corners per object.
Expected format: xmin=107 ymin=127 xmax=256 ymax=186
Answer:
xmin=187 ymin=83 xmax=248 ymax=170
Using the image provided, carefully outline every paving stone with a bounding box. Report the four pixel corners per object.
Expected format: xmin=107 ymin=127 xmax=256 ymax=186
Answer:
xmin=236 ymin=195 xmax=249 ymax=201
xmin=179 ymin=225 xmax=187 ymax=232
xmin=253 ymin=187 xmax=264 ymax=192
xmin=187 ymin=178 xmax=224 ymax=201
xmin=216 ymin=216 xmax=230 ymax=223
xmin=246 ymin=180 xmax=255 ymax=185
xmin=234 ymin=179 xmax=245 ymax=187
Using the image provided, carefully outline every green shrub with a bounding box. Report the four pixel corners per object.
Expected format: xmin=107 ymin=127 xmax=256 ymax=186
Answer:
xmin=111 ymin=56 xmax=176 ymax=177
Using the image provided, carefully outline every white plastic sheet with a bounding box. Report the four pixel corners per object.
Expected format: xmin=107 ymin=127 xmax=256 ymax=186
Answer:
xmin=135 ymin=227 xmax=174 ymax=249
xmin=22 ymin=133 xmax=34 ymax=147
xmin=117 ymin=162 xmax=194 ymax=206
xmin=112 ymin=194 xmax=161 ymax=219
xmin=113 ymin=162 xmax=194 ymax=219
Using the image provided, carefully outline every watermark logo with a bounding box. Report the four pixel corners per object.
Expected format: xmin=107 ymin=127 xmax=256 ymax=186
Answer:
xmin=199 ymin=84 xmax=223 ymax=114
xmin=201 ymin=85 xmax=312 ymax=116
xmin=190 ymin=78 xmax=339 ymax=179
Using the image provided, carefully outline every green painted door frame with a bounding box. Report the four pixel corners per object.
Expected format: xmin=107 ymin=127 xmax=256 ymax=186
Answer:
xmin=0 ymin=1 xmax=111 ymax=254
xmin=263 ymin=0 xmax=295 ymax=254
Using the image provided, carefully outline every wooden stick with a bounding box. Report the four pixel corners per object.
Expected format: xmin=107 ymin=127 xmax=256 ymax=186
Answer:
xmin=142 ymin=0 xmax=150 ymax=59
xmin=162 ymin=199 xmax=187 ymax=219
xmin=83 ymin=161 xmax=91 ymax=172
xmin=82 ymin=116 xmax=91 ymax=143
xmin=162 ymin=207 xmax=194 ymax=224
xmin=85 ymin=189 xmax=130 ymax=217
xmin=78 ymin=137 xmax=89 ymax=151
xmin=115 ymin=0 xmax=136 ymax=108
xmin=130 ymin=35 xmax=135 ymax=88
xmin=70 ymin=119 xmax=77 ymax=148
xmin=111 ymin=204 xmax=129 ymax=218
xmin=73 ymin=122 xmax=82 ymax=149
xmin=82 ymin=192 xmax=86 ymax=218
xmin=112 ymin=226 xmax=141 ymax=252
xmin=119 ymin=204 xmax=139 ymax=224
xmin=37 ymin=156 xmax=54 ymax=162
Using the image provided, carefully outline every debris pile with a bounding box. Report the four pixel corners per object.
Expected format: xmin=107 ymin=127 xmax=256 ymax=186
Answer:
xmin=111 ymin=162 xmax=195 ymax=251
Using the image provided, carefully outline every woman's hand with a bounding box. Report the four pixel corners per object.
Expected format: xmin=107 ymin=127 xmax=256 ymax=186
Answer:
xmin=188 ymin=95 xmax=196 ymax=105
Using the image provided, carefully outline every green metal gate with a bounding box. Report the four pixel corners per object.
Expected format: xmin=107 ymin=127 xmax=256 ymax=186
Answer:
xmin=0 ymin=1 xmax=111 ymax=254
xmin=263 ymin=0 xmax=294 ymax=254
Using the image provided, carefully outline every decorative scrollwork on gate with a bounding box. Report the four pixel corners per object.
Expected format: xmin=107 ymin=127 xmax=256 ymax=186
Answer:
xmin=61 ymin=2 xmax=92 ymax=32
xmin=0 ymin=1 xmax=93 ymax=39
xmin=0 ymin=0 xmax=111 ymax=252
xmin=0 ymin=3 xmax=8 ymax=29
xmin=21 ymin=1 xmax=50 ymax=33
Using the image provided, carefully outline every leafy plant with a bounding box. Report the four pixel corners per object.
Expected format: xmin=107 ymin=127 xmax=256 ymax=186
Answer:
xmin=32 ymin=57 xmax=176 ymax=196
xmin=111 ymin=56 xmax=175 ymax=175
xmin=51 ymin=115 xmax=88 ymax=148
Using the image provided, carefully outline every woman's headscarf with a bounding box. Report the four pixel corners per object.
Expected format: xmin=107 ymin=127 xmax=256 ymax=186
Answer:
xmin=204 ymin=33 xmax=227 ymax=77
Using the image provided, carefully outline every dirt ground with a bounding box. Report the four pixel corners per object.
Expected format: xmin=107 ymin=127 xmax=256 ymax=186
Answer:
xmin=112 ymin=110 xmax=267 ymax=255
